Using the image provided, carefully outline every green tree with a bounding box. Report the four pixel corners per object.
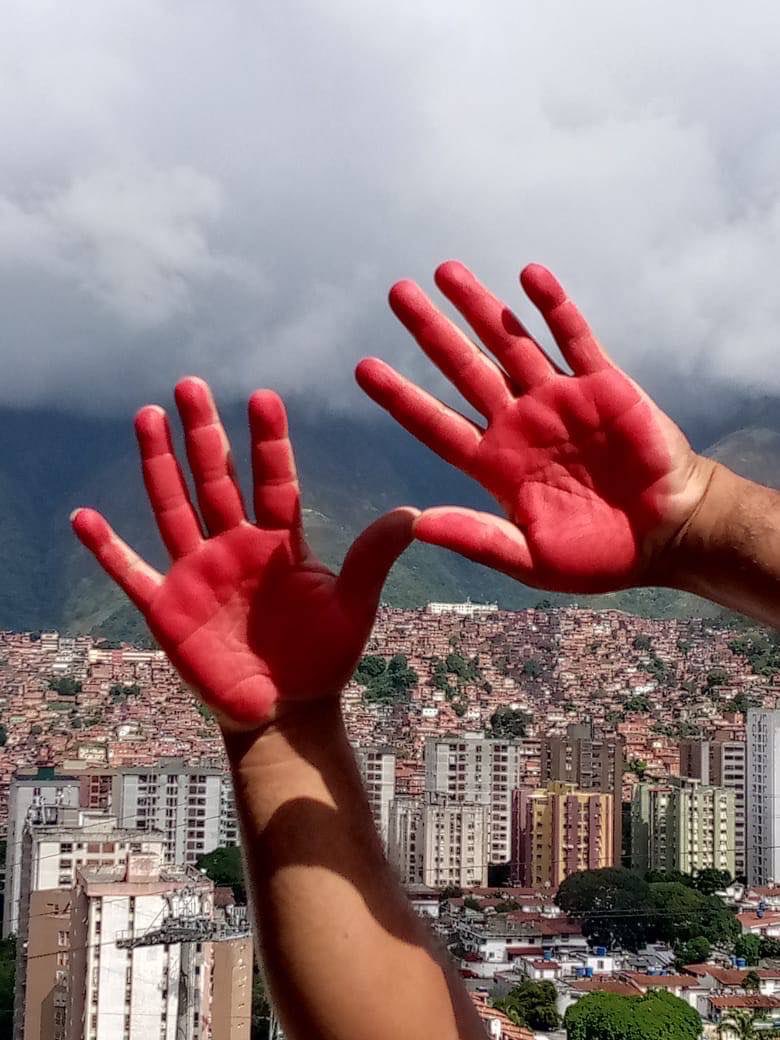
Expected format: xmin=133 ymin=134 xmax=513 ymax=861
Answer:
xmin=0 ymin=725 xmax=6 ymax=748
xmin=692 ymin=867 xmax=732 ymax=895
xmin=556 ymin=868 xmax=653 ymax=951
xmin=632 ymin=634 xmax=652 ymax=651
xmin=251 ymin=969 xmax=270 ymax=1039
xmin=489 ymin=707 xmax=529 ymax=739
xmin=493 ymin=981 xmax=560 ymax=1032
xmin=521 ymin=658 xmax=542 ymax=678
xmin=196 ymin=846 xmax=245 ymax=904
xmin=565 ymin=989 xmax=700 ymax=1040
xmin=735 ymin=934 xmax=761 ymax=965
xmin=706 ymin=668 xmax=728 ymax=687
xmin=47 ymin=676 xmax=82 ymax=696
xmin=356 ymin=655 xmax=386 ymax=680
xmin=743 ymin=970 xmax=761 ymax=993
xmin=0 ymin=936 xmax=15 ymax=1039
xmin=356 ymin=654 xmax=418 ymax=704
xmin=648 ymin=882 xmax=739 ymax=947
xmin=717 ymin=1009 xmax=770 ymax=1039
xmin=674 ymin=935 xmax=711 ymax=969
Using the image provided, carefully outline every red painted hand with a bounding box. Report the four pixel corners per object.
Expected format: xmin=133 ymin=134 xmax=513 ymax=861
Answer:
xmin=357 ymin=262 xmax=711 ymax=594
xmin=72 ymin=378 xmax=417 ymax=729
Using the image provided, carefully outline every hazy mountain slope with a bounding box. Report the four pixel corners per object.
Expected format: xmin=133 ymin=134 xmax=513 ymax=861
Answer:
xmin=0 ymin=400 xmax=777 ymax=638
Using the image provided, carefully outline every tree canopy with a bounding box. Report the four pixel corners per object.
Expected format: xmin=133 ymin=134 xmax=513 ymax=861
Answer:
xmin=489 ymin=706 xmax=530 ymax=740
xmin=492 ymin=981 xmax=560 ymax=1032
xmin=355 ymin=654 xmax=418 ymax=704
xmin=556 ymin=868 xmax=738 ymax=951
xmin=196 ymin=846 xmax=245 ymax=904
xmin=564 ymin=990 xmax=701 ymax=1040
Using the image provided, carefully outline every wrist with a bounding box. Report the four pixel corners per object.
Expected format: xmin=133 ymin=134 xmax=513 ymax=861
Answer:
xmin=222 ymin=698 xmax=348 ymax=776
xmin=657 ymin=458 xmax=773 ymax=598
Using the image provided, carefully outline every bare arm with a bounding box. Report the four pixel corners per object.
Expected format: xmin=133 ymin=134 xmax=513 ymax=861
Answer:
xmin=71 ymin=376 xmax=484 ymax=1040
xmin=225 ymin=703 xmax=483 ymax=1040
xmin=358 ymin=260 xmax=780 ymax=629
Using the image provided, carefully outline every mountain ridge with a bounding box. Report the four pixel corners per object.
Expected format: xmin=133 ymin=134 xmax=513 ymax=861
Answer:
xmin=1 ymin=401 xmax=778 ymax=638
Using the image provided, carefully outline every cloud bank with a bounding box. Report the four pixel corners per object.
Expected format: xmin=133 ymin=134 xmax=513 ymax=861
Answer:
xmin=2 ymin=0 xmax=780 ymax=423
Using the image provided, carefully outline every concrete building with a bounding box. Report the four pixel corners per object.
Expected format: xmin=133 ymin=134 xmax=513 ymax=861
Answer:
xmin=747 ymin=709 xmax=780 ymax=886
xmin=680 ymin=738 xmax=746 ymax=877
xmin=67 ymin=854 xmax=212 ymax=1040
xmin=388 ymin=793 xmax=488 ymax=888
xmin=541 ymin=723 xmax=624 ymax=864
xmin=424 ymin=734 xmax=529 ymax=864
xmin=425 ymin=601 xmax=498 ymax=616
xmin=631 ymin=776 xmax=735 ymax=876
xmin=13 ymin=808 xmax=165 ymax=1040
xmin=3 ymin=768 xmax=81 ymax=937
xmin=14 ymin=890 xmax=71 ymax=1040
xmin=510 ymin=782 xmax=614 ymax=888
xmin=106 ymin=762 xmax=236 ymax=866
xmin=355 ymin=746 xmax=396 ymax=847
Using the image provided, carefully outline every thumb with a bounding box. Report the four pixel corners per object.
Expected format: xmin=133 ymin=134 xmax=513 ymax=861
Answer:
xmin=414 ymin=506 xmax=532 ymax=579
xmin=338 ymin=507 xmax=419 ymax=607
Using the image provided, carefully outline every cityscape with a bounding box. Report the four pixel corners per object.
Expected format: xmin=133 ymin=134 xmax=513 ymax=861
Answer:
xmin=1 ymin=603 xmax=779 ymax=1038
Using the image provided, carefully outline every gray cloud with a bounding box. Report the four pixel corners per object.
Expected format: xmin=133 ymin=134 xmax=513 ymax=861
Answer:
xmin=2 ymin=0 xmax=780 ymax=424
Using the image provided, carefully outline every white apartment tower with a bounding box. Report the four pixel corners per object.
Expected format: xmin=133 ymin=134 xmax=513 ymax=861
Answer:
xmin=13 ymin=809 xmax=165 ymax=1040
xmin=388 ymin=793 xmax=488 ymax=888
xmin=747 ymin=709 xmax=780 ymax=885
xmin=109 ymin=762 xmax=236 ymax=866
xmin=3 ymin=768 xmax=81 ymax=936
xmin=68 ymin=855 xmax=216 ymax=1040
xmin=424 ymin=735 xmax=525 ymax=864
xmin=355 ymin=747 xmax=396 ymax=847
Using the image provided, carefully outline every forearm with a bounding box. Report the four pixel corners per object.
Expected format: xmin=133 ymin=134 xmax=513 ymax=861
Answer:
xmin=223 ymin=700 xmax=484 ymax=1040
xmin=665 ymin=461 xmax=780 ymax=628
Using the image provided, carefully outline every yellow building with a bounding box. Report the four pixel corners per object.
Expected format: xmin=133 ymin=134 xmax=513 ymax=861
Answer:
xmin=510 ymin=782 xmax=614 ymax=888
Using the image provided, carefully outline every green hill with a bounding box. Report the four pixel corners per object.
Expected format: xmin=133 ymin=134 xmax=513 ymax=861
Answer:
xmin=0 ymin=402 xmax=777 ymax=639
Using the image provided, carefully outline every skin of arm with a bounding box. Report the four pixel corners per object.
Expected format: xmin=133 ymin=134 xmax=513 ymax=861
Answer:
xmin=71 ymin=376 xmax=485 ymax=1040
xmin=356 ymin=260 xmax=780 ymax=628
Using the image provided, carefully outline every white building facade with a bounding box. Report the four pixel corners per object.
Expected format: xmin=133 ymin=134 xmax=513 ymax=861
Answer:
xmin=747 ymin=709 xmax=780 ymax=885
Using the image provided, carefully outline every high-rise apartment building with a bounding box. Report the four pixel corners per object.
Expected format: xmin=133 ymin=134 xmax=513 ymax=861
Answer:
xmin=680 ymin=738 xmax=746 ymax=876
xmin=3 ymin=768 xmax=81 ymax=936
xmin=747 ymin=709 xmax=780 ymax=885
xmin=510 ymin=782 xmax=614 ymax=888
xmin=388 ymin=793 xmax=488 ymax=888
xmin=13 ymin=809 xmax=165 ymax=1040
xmin=66 ymin=853 xmax=251 ymax=1040
xmin=424 ymin=734 xmax=531 ymax=864
xmin=541 ymin=723 xmax=624 ymax=862
xmin=355 ymin=746 xmax=396 ymax=847
xmin=631 ymin=777 xmax=735 ymax=876
xmin=100 ymin=761 xmax=236 ymax=866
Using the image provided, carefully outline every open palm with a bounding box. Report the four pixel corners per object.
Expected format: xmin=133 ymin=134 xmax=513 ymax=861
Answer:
xmin=357 ymin=261 xmax=708 ymax=594
xmin=72 ymin=378 xmax=416 ymax=728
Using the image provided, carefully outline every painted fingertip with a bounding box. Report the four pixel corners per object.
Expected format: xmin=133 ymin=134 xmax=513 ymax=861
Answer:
xmin=434 ymin=259 xmax=469 ymax=288
xmin=69 ymin=508 xmax=83 ymax=524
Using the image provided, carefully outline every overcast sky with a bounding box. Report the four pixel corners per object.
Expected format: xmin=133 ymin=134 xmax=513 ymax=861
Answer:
xmin=2 ymin=0 xmax=780 ymax=426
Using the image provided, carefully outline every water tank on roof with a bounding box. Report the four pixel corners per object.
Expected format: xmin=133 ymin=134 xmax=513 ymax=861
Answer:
xmin=736 ymin=958 xmax=747 ymax=968
xmin=731 ymin=956 xmax=738 ymax=966
xmin=585 ymin=967 xmax=594 ymax=978
xmin=759 ymin=900 xmax=768 ymax=911
xmin=576 ymin=967 xmax=587 ymax=978
xmin=758 ymin=909 xmax=766 ymax=919
xmin=543 ymin=949 xmax=553 ymax=961
xmin=595 ymin=946 xmax=607 ymax=957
